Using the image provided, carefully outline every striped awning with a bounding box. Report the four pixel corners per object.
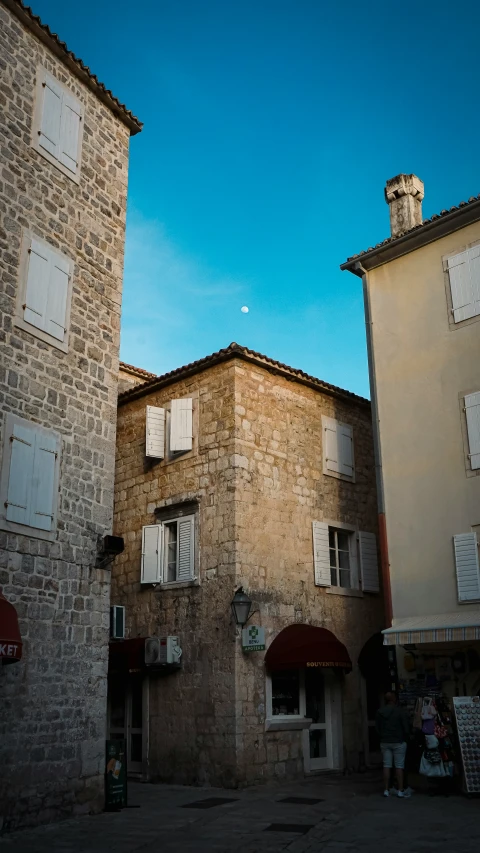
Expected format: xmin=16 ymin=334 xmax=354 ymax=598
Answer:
xmin=382 ymin=611 xmax=480 ymax=646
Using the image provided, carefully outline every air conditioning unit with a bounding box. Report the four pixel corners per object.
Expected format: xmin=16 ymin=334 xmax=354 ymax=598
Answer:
xmin=145 ymin=636 xmax=182 ymax=666
xmin=110 ymin=605 xmax=125 ymax=639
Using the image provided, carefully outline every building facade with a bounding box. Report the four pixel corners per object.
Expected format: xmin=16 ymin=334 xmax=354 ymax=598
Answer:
xmin=110 ymin=344 xmax=386 ymax=788
xmin=341 ymin=175 xmax=480 ymax=696
xmin=118 ymin=361 xmax=157 ymax=395
xmin=0 ymin=0 xmax=141 ymax=830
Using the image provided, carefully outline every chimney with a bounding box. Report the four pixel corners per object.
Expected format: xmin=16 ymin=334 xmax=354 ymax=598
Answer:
xmin=384 ymin=174 xmax=424 ymax=238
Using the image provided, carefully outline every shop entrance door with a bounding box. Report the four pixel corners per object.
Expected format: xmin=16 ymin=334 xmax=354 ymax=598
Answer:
xmin=108 ymin=675 xmax=144 ymax=775
xmin=303 ymin=668 xmax=334 ymax=771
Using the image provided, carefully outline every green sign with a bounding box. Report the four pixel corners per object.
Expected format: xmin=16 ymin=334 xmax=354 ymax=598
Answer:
xmin=242 ymin=625 xmax=266 ymax=652
xmin=105 ymin=739 xmax=127 ymax=810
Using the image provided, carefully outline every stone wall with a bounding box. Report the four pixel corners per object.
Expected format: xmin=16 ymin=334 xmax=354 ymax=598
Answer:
xmin=113 ymin=355 xmax=384 ymax=787
xmin=0 ymin=4 xmax=132 ymax=830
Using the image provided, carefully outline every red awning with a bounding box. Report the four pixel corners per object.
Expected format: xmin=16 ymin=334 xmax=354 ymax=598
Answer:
xmin=109 ymin=638 xmax=145 ymax=673
xmin=0 ymin=592 xmax=23 ymax=664
xmin=265 ymin=624 xmax=352 ymax=672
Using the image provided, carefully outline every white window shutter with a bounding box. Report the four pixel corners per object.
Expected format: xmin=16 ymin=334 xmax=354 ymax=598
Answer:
xmin=5 ymin=422 xmax=35 ymax=526
xmin=323 ymin=417 xmax=340 ymax=474
xmin=59 ymin=91 xmax=82 ymax=174
xmin=338 ymin=423 xmax=354 ymax=477
xmin=447 ymin=247 xmax=480 ymax=323
xmin=45 ymin=251 xmax=70 ymax=342
xmin=465 ymin=392 xmax=480 ymax=470
xmin=359 ymin=531 xmax=380 ymax=593
xmin=177 ymin=516 xmax=195 ymax=581
xmin=24 ymin=239 xmax=51 ymax=332
xmin=454 ymin=533 xmax=480 ymax=602
xmin=30 ymin=431 xmax=57 ymax=531
xmin=39 ymin=73 xmax=63 ymax=159
xmin=170 ymin=398 xmax=193 ymax=452
xmin=312 ymin=521 xmax=331 ymax=586
xmin=141 ymin=525 xmax=162 ymax=583
xmin=146 ymin=406 xmax=165 ymax=459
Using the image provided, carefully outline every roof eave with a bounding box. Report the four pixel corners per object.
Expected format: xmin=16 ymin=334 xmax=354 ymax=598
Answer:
xmin=4 ymin=0 xmax=142 ymax=135
xmin=341 ymin=198 xmax=480 ymax=276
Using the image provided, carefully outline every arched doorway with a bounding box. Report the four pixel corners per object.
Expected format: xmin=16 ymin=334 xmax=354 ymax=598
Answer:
xmin=265 ymin=624 xmax=352 ymax=772
xmin=358 ymin=633 xmax=391 ymax=766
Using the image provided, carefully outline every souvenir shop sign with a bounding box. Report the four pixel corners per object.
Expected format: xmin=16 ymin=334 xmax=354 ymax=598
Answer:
xmin=242 ymin=626 xmax=265 ymax=652
xmin=453 ymin=696 xmax=480 ymax=794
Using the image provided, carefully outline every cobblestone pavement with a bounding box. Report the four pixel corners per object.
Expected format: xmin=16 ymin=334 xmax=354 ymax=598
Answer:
xmin=1 ymin=773 xmax=479 ymax=853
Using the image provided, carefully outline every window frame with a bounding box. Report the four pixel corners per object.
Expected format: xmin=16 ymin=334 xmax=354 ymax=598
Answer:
xmin=266 ymin=668 xmax=307 ymax=722
xmin=324 ymin=520 xmax=360 ymax=593
xmin=157 ymin=512 xmax=196 ymax=588
xmin=14 ymin=232 xmax=74 ymax=353
xmin=0 ymin=413 xmax=61 ymax=541
xmin=31 ymin=66 xmax=84 ymax=183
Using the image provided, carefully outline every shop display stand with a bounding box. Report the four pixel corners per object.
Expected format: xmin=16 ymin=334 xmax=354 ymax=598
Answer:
xmin=452 ymin=697 xmax=480 ymax=794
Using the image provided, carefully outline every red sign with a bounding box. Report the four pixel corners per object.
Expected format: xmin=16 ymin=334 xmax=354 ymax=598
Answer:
xmin=0 ymin=592 xmax=23 ymax=664
xmin=0 ymin=642 xmax=22 ymax=661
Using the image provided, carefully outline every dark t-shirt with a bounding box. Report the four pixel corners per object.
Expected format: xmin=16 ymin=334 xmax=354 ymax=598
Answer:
xmin=375 ymin=704 xmax=411 ymax=744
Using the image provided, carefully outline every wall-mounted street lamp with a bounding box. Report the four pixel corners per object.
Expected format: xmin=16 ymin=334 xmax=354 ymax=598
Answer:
xmin=230 ymin=587 xmax=253 ymax=628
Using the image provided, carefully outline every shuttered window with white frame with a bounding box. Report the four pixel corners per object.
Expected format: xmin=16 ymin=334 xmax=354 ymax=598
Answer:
xmin=454 ymin=533 xmax=480 ymax=602
xmin=35 ymin=68 xmax=83 ymax=179
xmin=1 ymin=414 xmax=60 ymax=536
xmin=359 ymin=531 xmax=380 ymax=593
xmin=141 ymin=525 xmax=162 ymax=583
xmin=312 ymin=520 xmax=331 ymax=586
xmin=446 ymin=245 xmax=480 ymax=323
xmin=21 ymin=236 xmax=72 ymax=346
xmin=146 ymin=406 xmax=165 ymax=458
xmin=170 ymin=398 xmax=193 ymax=452
xmin=322 ymin=416 xmax=355 ymax=479
xmin=465 ymin=392 xmax=480 ymax=470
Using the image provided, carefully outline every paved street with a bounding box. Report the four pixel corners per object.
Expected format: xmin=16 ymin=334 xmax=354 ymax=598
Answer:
xmin=1 ymin=772 xmax=479 ymax=853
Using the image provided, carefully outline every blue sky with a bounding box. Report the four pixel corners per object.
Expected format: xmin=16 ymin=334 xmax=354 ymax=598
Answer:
xmin=34 ymin=0 xmax=480 ymax=397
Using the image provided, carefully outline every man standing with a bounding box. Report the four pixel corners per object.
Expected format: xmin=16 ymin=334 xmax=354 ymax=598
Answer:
xmin=375 ymin=692 xmax=411 ymax=798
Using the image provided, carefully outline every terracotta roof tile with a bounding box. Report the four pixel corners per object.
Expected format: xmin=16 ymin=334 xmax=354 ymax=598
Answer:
xmin=118 ymin=342 xmax=370 ymax=406
xmin=119 ymin=361 xmax=157 ymax=380
xmin=4 ymin=0 xmax=142 ymax=134
xmin=344 ymin=192 xmax=480 ymax=264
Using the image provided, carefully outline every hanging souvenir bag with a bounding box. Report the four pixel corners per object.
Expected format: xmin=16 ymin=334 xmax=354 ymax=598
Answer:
xmin=425 ymin=734 xmax=439 ymax=749
xmin=421 ymin=698 xmax=437 ymax=720
xmin=434 ymin=720 xmax=448 ymax=739
xmin=421 ymin=717 xmax=435 ymax=735
xmin=424 ymin=748 xmax=442 ymax=764
xmin=413 ymin=697 xmax=423 ymax=730
xmin=419 ymin=752 xmax=447 ymax=777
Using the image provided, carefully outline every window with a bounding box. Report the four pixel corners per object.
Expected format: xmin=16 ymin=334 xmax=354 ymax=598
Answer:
xmin=0 ymin=414 xmax=60 ymax=540
xmin=145 ymin=399 xmax=193 ymax=460
xmin=465 ymin=393 xmax=480 ymax=470
xmin=270 ymin=670 xmax=301 ymax=716
xmin=453 ymin=533 xmax=480 ymax=602
xmin=15 ymin=234 xmax=73 ymax=352
xmin=141 ymin=515 xmax=195 ymax=585
xmin=312 ymin=521 xmax=379 ymax=593
xmin=32 ymin=67 xmax=84 ymax=181
xmin=445 ymin=245 xmax=480 ymax=324
xmin=321 ymin=415 xmax=355 ymax=481
xmin=329 ymin=528 xmax=351 ymax=588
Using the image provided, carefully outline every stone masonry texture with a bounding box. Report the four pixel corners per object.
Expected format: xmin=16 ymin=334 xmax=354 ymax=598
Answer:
xmin=112 ymin=354 xmax=384 ymax=788
xmin=0 ymin=3 xmax=136 ymax=831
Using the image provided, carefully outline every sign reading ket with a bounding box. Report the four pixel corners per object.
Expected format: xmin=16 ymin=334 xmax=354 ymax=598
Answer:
xmin=242 ymin=625 xmax=265 ymax=652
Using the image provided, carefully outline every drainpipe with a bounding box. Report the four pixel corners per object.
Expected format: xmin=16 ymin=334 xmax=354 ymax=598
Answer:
xmin=354 ymin=261 xmax=393 ymax=628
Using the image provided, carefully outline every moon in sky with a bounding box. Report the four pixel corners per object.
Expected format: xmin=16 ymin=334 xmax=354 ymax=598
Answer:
xmin=241 ymin=306 xmax=249 ymax=313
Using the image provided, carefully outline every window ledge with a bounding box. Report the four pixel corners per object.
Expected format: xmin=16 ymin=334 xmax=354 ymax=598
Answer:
xmin=265 ymin=718 xmax=312 ymax=732
xmin=326 ymin=586 xmax=363 ymax=598
xmin=158 ymin=579 xmax=198 ymax=590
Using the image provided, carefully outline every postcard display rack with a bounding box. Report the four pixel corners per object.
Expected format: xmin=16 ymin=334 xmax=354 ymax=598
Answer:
xmin=453 ymin=697 xmax=480 ymax=793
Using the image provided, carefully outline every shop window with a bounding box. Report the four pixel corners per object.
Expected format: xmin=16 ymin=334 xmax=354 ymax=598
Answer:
xmin=270 ymin=670 xmax=301 ymax=717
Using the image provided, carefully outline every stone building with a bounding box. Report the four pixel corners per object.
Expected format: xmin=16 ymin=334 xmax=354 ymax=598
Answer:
xmin=110 ymin=343 xmax=386 ymax=788
xmin=0 ymin=0 xmax=141 ymax=831
xmin=118 ymin=361 xmax=157 ymax=395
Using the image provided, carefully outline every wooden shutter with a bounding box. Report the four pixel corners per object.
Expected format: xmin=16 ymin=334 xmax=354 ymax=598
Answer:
xmin=170 ymin=398 xmax=193 ymax=452
xmin=323 ymin=417 xmax=340 ymax=474
xmin=465 ymin=392 xmax=480 ymax=470
xmin=5 ymin=421 xmax=35 ymax=526
xmin=30 ymin=431 xmax=57 ymax=531
xmin=454 ymin=533 xmax=480 ymax=602
xmin=447 ymin=246 xmax=480 ymax=323
xmin=359 ymin=531 xmax=380 ymax=593
xmin=146 ymin=406 xmax=165 ymax=458
xmin=176 ymin=516 xmax=195 ymax=581
xmin=59 ymin=90 xmax=82 ymax=174
xmin=24 ymin=239 xmax=51 ymax=332
xmin=312 ymin=520 xmax=331 ymax=586
xmin=338 ymin=423 xmax=354 ymax=477
xmin=141 ymin=525 xmax=162 ymax=583
xmin=45 ymin=251 xmax=70 ymax=341
xmin=39 ymin=72 xmax=63 ymax=158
